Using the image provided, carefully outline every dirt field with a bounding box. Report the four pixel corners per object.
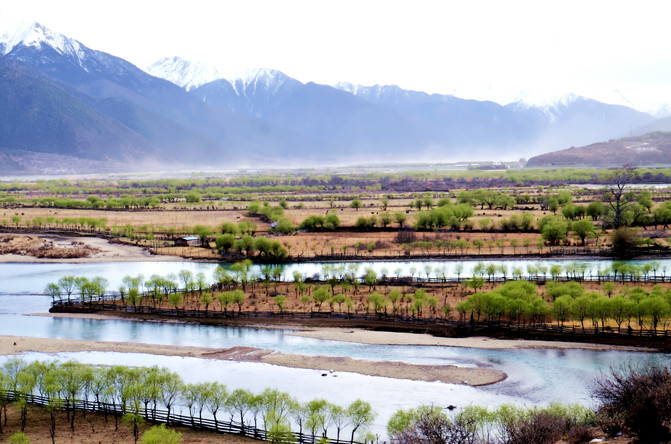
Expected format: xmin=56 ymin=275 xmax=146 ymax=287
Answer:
xmin=0 ymin=404 xmax=261 ymax=443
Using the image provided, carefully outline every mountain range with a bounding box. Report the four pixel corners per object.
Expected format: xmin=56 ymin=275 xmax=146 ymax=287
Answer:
xmin=0 ymin=21 xmax=662 ymax=173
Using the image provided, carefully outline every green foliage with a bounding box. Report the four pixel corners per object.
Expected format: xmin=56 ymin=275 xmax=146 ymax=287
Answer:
xmin=271 ymin=217 xmax=296 ymax=235
xmin=140 ymin=424 xmax=182 ymax=444
xmin=537 ymin=215 xmax=568 ymax=245
xmin=8 ymin=431 xmax=30 ymax=444
xmin=185 ymin=190 xmax=202 ymax=203
xmin=414 ymin=204 xmax=474 ymax=230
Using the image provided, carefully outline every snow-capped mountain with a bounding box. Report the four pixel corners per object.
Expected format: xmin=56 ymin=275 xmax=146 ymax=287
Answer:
xmin=0 ymin=19 xmax=85 ymax=61
xmin=0 ymin=19 xmax=664 ymax=172
xmin=146 ymin=56 xmax=222 ymax=91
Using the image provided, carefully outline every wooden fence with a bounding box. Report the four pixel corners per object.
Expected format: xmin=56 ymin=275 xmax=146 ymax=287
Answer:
xmin=1 ymin=389 xmax=362 ymax=444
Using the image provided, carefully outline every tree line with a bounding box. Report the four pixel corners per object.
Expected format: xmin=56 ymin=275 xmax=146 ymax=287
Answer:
xmin=0 ymin=358 xmax=376 ymax=444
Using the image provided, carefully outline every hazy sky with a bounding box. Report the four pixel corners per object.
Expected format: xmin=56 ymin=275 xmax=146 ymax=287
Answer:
xmin=3 ymin=0 xmax=671 ymax=112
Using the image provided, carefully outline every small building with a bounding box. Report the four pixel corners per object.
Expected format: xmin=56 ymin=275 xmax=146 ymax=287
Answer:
xmin=174 ymin=236 xmax=201 ymax=247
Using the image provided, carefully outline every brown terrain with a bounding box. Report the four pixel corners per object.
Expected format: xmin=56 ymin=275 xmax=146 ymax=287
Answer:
xmin=0 ymin=404 xmax=261 ymax=444
xmin=527 ymin=132 xmax=671 ymax=167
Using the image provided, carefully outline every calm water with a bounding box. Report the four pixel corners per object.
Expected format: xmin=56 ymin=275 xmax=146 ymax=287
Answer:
xmin=3 ymin=258 xmax=671 ymax=295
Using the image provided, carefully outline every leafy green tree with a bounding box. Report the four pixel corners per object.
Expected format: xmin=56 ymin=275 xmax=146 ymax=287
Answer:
xmin=274 ymin=294 xmax=287 ymax=313
xmin=571 ymin=219 xmax=595 ymax=245
xmin=349 ymin=199 xmax=363 ymax=211
xmin=393 ymin=212 xmax=408 ymax=228
xmin=313 ymin=286 xmax=330 ymax=310
xmin=185 ymin=190 xmax=202 ymax=203
xmin=306 ymin=399 xmax=328 ymax=437
xmin=552 ymin=295 xmax=573 ymax=328
xmin=378 ymin=212 xmax=392 ymax=228
xmin=206 ymin=382 xmax=228 ymax=431
xmin=347 ymin=399 xmax=376 ymax=443
xmin=228 ymin=388 xmax=255 ymax=432
xmin=587 ymin=200 xmax=604 ymax=221
xmin=57 ymin=275 xmax=77 ymax=302
xmin=538 ymin=216 xmax=568 ymax=245
xmin=232 ymin=289 xmax=246 ymax=313
xmin=368 ymin=292 xmax=387 ymax=314
xmin=158 ymin=370 xmax=183 ymax=424
xmin=200 ymin=292 xmax=213 ymax=312
xmin=168 ymin=292 xmax=183 ymax=310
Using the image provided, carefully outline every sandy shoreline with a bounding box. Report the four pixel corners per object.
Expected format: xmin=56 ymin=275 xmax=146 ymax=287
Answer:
xmin=286 ymin=327 xmax=648 ymax=351
xmin=35 ymin=312 xmax=649 ymax=352
xmin=0 ymin=335 xmax=505 ymax=386
xmin=0 ymin=233 xmax=184 ymax=263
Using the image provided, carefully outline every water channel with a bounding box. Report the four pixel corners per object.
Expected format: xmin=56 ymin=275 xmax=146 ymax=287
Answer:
xmin=1 ymin=260 xmax=669 ymax=437
xmin=4 ymin=258 xmax=671 ymax=296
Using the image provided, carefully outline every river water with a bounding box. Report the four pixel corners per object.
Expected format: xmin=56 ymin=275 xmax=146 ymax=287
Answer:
xmin=4 ymin=258 xmax=671 ymax=295
xmin=1 ymin=260 xmax=669 ymax=437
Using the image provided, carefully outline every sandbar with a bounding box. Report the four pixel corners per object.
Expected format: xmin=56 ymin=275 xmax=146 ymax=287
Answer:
xmin=287 ymin=327 xmax=646 ymax=351
xmin=0 ymin=335 xmax=505 ymax=386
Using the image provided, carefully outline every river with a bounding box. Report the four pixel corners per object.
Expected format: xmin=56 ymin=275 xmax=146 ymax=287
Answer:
xmin=3 ymin=258 xmax=671 ymax=295
xmin=0 ymin=260 xmax=669 ymax=438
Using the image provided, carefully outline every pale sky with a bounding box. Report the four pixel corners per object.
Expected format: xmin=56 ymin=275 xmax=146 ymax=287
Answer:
xmin=3 ymin=0 xmax=671 ymax=113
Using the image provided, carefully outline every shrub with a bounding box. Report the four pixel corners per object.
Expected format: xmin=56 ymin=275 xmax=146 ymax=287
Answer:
xmin=611 ymin=227 xmax=643 ymax=257
xmin=593 ymin=362 xmax=671 ymax=441
xmin=503 ymin=412 xmax=564 ymax=444
xmin=388 ymin=406 xmax=478 ymax=444
xmin=140 ymin=424 xmax=182 ymax=444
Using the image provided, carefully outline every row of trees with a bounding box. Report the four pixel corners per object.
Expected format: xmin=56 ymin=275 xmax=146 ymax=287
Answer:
xmin=0 ymin=358 xmax=376 ymax=444
xmin=457 ymin=280 xmax=671 ymax=334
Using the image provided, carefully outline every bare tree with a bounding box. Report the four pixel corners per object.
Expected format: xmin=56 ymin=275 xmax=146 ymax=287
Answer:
xmin=602 ymin=165 xmax=637 ymax=229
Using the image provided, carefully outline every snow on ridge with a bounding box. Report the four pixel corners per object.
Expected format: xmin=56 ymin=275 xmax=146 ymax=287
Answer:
xmin=0 ymin=18 xmax=86 ymax=63
xmin=146 ymin=57 xmax=223 ymax=91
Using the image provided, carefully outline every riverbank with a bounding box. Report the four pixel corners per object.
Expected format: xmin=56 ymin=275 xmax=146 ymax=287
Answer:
xmin=0 ymin=233 xmax=184 ymax=262
xmin=0 ymin=334 xmax=506 ymax=386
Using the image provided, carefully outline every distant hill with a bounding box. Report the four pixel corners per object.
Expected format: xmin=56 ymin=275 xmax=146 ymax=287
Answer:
xmin=526 ymin=132 xmax=671 ymax=167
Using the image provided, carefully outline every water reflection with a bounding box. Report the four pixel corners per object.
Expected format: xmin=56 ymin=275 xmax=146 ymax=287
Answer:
xmin=2 ymin=258 xmax=671 ymax=295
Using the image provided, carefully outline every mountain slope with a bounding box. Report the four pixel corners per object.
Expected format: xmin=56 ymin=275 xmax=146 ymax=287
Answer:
xmin=0 ymin=20 xmax=662 ymax=172
xmin=526 ymin=132 xmax=671 ymax=167
xmin=0 ymin=58 xmax=158 ymax=163
xmin=0 ymin=21 xmax=305 ymax=166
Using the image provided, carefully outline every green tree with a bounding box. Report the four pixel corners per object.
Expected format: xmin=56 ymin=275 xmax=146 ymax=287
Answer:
xmin=313 ymin=286 xmax=330 ymax=310
xmin=539 ymin=216 xmax=568 ymax=245
xmin=274 ymin=294 xmax=287 ymax=313
xmin=347 ymin=399 xmax=376 ymax=443
xmin=571 ymin=219 xmax=595 ymax=245
xmin=200 ymin=292 xmax=213 ymax=312
xmin=168 ymin=292 xmax=184 ymax=310
xmin=350 ymin=199 xmax=363 ymax=211
xmin=185 ymin=190 xmax=202 ymax=203
xmin=393 ymin=212 xmax=408 ymax=228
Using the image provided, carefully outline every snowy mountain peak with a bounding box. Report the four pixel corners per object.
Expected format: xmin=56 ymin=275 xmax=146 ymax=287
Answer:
xmin=224 ymin=68 xmax=299 ymax=97
xmin=145 ymin=57 xmax=222 ymax=91
xmin=0 ymin=19 xmax=85 ymax=62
